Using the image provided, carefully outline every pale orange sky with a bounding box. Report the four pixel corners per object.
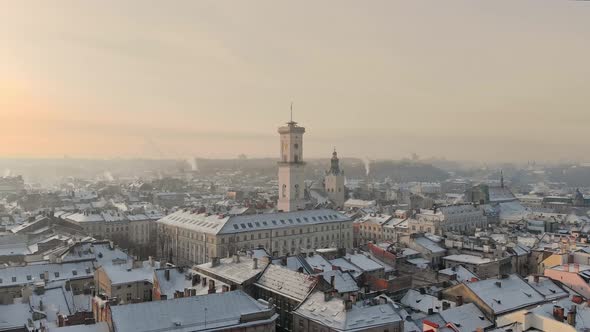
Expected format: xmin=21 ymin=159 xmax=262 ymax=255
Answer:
xmin=1 ymin=1 xmax=589 ymax=162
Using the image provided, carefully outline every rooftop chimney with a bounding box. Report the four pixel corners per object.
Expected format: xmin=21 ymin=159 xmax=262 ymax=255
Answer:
xmin=211 ymin=257 xmax=220 ymax=267
xmin=165 ymin=269 xmax=170 ymax=281
xmin=553 ymin=305 xmax=565 ymax=322
xmin=567 ymin=309 xmax=576 ymax=327
xmin=533 ymin=275 xmax=539 ymax=283
xmin=456 ymin=296 xmax=463 ymax=306
xmin=208 ymin=279 xmax=216 ymax=294
xmin=330 ymin=275 xmax=336 ymax=288
xmin=253 ymin=257 xmax=258 ymax=270
xmin=344 ymin=299 xmax=353 ymax=311
xmin=192 ymin=274 xmax=200 ymax=286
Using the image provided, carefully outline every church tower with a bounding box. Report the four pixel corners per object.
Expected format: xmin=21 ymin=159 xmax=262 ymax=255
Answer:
xmin=325 ymin=149 xmax=346 ymax=209
xmin=277 ymin=115 xmax=306 ymax=212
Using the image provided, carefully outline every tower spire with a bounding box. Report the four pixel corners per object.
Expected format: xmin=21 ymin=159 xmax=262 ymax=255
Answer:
xmin=500 ymin=170 xmax=504 ymax=188
xmin=290 ymin=102 xmax=293 ymax=123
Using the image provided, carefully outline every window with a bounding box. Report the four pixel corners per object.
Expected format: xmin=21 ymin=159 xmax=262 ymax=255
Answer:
xmin=54 ymin=272 xmax=60 ymax=278
xmin=72 ymin=270 xmax=78 ymax=276
xmin=27 ymin=275 xmax=32 ymax=281
xmin=12 ymin=277 xmax=16 ymax=282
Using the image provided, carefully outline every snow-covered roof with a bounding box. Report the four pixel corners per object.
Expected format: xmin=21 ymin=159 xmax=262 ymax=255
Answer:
xmin=525 ymin=275 xmax=568 ymax=301
xmin=305 ymin=254 xmax=333 ymax=272
xmin=109 ymin=291 xmax=276 ymax=332
xmin=196 ymin=255 xmax=266 ymax=285
xmin=438 ymin=265 xmax=479 ymax=283
xmin=0 ymin=261 xmax=94 ymax=287
xmin=439 ymin=303 xmax=493 ymax=331
xmin=0 ymin=303 xmax=32 ymax=330
xmin=463 ymin=274 xmax=545 ymax=315
xmin=414 ymin=237 xmax=446 ymax=254
xmin=330 ymin=258 xmax=362 ymax=278
xmin=401 ymin=289 xmax=456 ymax=314
xmin=157 ymin=208 xmax=350 ymax=235
xmin=320 ymin=270 xmax=359 ymax=293
xmin=443 ymin=254 xmax=493 ymax=265
xmin=255 ymin=265 xmax=317 ymax=302
xmin=101 ymin=261 xmax=160 ymax=285
xmin=154 ymin=268 xmax=227 ymax=298
xmin=59 ymin=241 xmax=130 ymax=266
xmin=527 ymin=294 xmax=590 ymax=330
xmin=406 ymin=258 xmax=431 ymax=269
xmin=294 ymin=292 xmax=402 ymax=331
xmin=343 ymin=253 xmax=384 ymax=272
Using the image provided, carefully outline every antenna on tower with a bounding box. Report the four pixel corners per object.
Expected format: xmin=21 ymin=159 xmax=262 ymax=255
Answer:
xmin=290 ymin=102 xmax=293 ymax=122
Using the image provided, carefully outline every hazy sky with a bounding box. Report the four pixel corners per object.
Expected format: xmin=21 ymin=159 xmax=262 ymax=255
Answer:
xmin=1 ymin=1 xmax=589 ymax=162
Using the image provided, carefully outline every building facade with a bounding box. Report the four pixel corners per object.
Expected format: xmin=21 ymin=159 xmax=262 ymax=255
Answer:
xmin=156 ymin=209 xmax=354 ymax=266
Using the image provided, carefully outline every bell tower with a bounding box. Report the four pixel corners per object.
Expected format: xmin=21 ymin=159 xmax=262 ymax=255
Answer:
xmin=277 ymin=109 xmax=306 ymax=212
xmin=325 ymin=148 xmax=345 ymax=209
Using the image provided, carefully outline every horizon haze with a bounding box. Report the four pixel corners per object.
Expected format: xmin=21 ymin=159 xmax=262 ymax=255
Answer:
xmin=2 ymin=1 xmax=589 ymax=162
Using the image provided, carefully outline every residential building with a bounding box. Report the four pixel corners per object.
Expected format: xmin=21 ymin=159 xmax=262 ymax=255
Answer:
xmin=293 ymin=292 xmax=404 ymax=332
xmin=443 ymin=274 xmax=568 ymax=321
xmin=0 ymin=261 xmax=95 ymax=304
xmin=152 ymin=266 xmax=228 ymax=300
xmin=194 ymin=254 xmax=266 ymax=290
xmin=94 ymin=259 xmax=159 ymax=305
xmin=254 ymin=264 xmax=327 ymax=331
xmin=408 ymin=204 xmax=488 ymax=236
xmin=102 ymin=291 xmax=277 ymax=332
xmin=443 ymin=254 xmax=512 ymax=279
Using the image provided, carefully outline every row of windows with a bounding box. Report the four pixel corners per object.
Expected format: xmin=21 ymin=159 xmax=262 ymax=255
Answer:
xmin=232 ymin=215 xmax=341 ymax=230
xmin=0 ymin=268 xmax=91 ymax=284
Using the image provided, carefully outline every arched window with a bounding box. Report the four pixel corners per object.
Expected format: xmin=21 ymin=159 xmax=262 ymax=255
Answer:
xmin=295 ymin=184 xmax=300 ymax=198
xmin=282 ymin=184 xmax=287 ymax=198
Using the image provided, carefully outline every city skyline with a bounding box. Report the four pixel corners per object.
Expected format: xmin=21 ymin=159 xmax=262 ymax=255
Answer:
xmin=1 ymin=1 xmax=589 ymax=162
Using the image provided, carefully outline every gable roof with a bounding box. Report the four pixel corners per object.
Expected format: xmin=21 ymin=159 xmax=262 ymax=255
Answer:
xmin=463 ymin=274 xmax=545 ymax=315
xmin=255 ymin=264 xmax=318 ymax=302
xmin=294 ymin=292 xmax=402 ymax=331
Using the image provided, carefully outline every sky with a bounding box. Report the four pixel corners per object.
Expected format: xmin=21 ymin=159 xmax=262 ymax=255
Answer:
xmin=1 ymin=1 xmax=589 ymax=162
